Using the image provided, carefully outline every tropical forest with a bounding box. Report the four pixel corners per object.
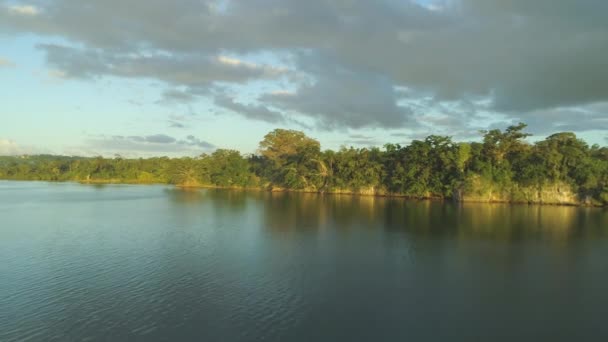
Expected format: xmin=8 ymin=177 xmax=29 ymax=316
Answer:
xmin=2 ymin=123 xmax=607 ymax=206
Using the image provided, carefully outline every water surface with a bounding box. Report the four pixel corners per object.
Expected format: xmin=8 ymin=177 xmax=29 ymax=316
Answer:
xmin=1 ymin=181 xmax=607 ymax=341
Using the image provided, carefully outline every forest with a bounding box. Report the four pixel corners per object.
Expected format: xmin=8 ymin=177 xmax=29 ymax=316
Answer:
xmin=1 ymin=123 xmax=608 ymax=206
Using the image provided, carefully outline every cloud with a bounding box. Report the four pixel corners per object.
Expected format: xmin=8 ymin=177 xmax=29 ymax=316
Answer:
xmin=1 ymin=0 xmax=607 ymax=132
xmin=0 ymin=57 xmax=15 ymax=67
xmin=260 ymin=54 xmax=414 ymax=129
xmin=216 ymin=55 xmax=285 ymax=75
xmin=503 ymin=102 xmax=608 ymax=136
xmin=36 ymin=44 xmax=290 ymax=127
xmin=47 ymin=69 xmax=67 ymax=79
xmin=143 ymin=134 xmax=176 ymax=144
xmin=127 ymin=99 xmax=143 ymax=107
xmin=7 ymin=4 xmax=39 ymax=16
xmin=0 ymin=139 xmax=24 ymax=155
xmin=390 ymin=132 xmax=409 ymax=138
xmin=213 ymin=94 xmax=286 ymax=124
xmin=169 ymin=121 xmax=186 ymax=128
xmin=166 ymin=113 xmax=197 ymax=129
xmin=340 ymin=133 xmax=379 ymax=146
xmin=0 ymin=138 xmax=47 ymax=155
xmin=159 ymin=89 xmax=197 ymax=104
xmin=37 ymin=44 xmax=286 ymax=86
xmin=178 ymin=135 xmax=215 ymax=149
xmin=349 ymin=134 xmax=373 ymax=140
xmin=86 ymin=134 xmax=214 ymax=156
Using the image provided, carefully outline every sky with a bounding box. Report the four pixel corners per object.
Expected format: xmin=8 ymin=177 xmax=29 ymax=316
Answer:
xmin=1 ymin=0 xmax=607 ymax=157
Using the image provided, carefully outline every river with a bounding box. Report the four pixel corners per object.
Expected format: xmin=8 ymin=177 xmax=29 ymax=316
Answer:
xmin=1 ymin=181 xmax=607 ymax=341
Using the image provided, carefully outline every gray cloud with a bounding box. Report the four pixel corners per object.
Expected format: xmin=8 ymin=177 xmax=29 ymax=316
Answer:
xmin=178 ymin=135 xmax=215 ymax=149
xmin=38 ymin=44 xmax=284 ymax=85
xmin=349 ymin=134 xmax=373 ymax=140
xmin=260 ymin=54 xmax=413 ymax=129
xmin=169 ymin=121 xmax=186 ymax=129
xmin=86 ymin=134 xmax=214 ymax=155
xmin=342 ymin=133 xmax=378 ymax=146
xmin=159 ymin=89 xmax=197 ymax=104
xmin=390 ymin=133 xmax=409 ymax=138
xmin=2 ymin=0 xmax=608 ymax=131
xmin=213 ymin=94 xmax=286 ymax=124
xmin=143 ymin=134 xmax=176 ymax=144
xmin=166 ymin=113 xmax=198 ymax=129
xmin=504 ymin=102 xmax=608 ymax=136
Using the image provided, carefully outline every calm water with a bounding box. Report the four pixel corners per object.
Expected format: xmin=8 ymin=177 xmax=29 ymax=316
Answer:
xmin=1 ymin=181 xmax=608 ymax=341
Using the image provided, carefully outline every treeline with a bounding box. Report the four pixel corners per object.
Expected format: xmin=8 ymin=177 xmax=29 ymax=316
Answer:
xmin=1 ymin=123 xmax=608 ymax=205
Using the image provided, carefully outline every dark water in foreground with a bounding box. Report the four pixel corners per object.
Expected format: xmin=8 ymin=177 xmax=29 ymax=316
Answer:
xmin=1 ymin=181 xmax=608 ymax=341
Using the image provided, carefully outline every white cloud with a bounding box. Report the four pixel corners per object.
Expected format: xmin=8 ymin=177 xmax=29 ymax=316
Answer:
xmin=217 ymin=56 xmax=253 ymax=68
xmin=48 ymin=69 xmax=67 ymax=79
xmin=0 ymin=58 xmax=15 ymax=67
xmin=270 ymin=90 xmax=295 ymax=96
xmin=216 ymin=55 xmax=287 ymax=75
xmin=7 ymin=4 xmax=40 ymax=16
xmin=0 ymin=139 xmax=40 ymax=155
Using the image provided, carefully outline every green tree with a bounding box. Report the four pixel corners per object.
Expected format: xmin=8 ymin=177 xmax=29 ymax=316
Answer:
xmin=206 ymin=149 xmax=255 ymax=187
xmin=258 ymin=129 xmax=323 ymax=189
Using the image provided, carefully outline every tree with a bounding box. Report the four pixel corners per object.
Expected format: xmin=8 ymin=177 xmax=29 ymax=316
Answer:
xmin=1 ymin=123 xmax=607 ymax=205
xmin=258 ymin=129 xmax=323 ymax=189
xmin=167 ymin=158 xmax=202 ymax=186
xmin=205 ymin=149 xmax=255 ymax=187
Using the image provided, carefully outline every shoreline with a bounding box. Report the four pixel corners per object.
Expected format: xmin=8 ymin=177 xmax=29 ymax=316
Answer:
xmin=1 ymin=178 xmax=605 ymax=208
xmin=175 ymin=184 xmax=603 ymax=208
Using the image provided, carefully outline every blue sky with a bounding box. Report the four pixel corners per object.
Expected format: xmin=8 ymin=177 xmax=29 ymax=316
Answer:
xmin=1 ymin=0 xmax=607 ymax=157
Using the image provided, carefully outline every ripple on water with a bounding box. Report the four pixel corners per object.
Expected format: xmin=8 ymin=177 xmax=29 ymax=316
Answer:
xmin=2 ymin=182 xmax=608 ymax=341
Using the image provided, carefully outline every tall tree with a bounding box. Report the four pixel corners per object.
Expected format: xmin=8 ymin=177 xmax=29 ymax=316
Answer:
xmin=258 ymin=129 xmax=323 ymax=189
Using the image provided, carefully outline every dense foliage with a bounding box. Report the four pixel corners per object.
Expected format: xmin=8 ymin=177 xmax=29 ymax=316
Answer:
xmin=2 ymin=124 xmax=608 ymax=205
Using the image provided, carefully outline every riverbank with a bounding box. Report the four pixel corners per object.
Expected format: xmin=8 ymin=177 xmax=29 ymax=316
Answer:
xmin=111 ymin=180 xmax=608 ymax=207
xmin=0 ymin=178 xmax=604 ymax=207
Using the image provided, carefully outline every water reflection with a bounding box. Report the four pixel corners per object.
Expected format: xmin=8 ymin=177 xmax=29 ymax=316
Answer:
xmin=453 ymin=203 xmax=608 ymax=242
xmin=166 ymin=188 xmax=608 ymax=244
xmin=3 ymin=182 xmax=608 ymax=341
xmin=165 ymin=188 xmax=249 ymax=210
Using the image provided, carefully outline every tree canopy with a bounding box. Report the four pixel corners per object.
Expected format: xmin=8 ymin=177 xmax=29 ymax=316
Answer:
xmin=1 ymin=123 xmax=607 ymax=206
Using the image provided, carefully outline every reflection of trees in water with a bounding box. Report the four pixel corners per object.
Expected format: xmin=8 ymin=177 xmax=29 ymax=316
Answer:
xmin=259 ymin=191 xmax=608 ymax=244
xmin=260 ymin=193 xmax=465 ymax=237
xmin=165 ymin=188 xmax=250 ymax=212
xmin=165 ymin=188 xmax=206 ymax=204
xmin=261 ymin=193 xmax=397 ymax=233
xmin=453 ymin=204 xmax=608 ymax=243
xmin=164 ymin=188 xmax=608 ymax=244
xmin=205 ymin=189 xmax=249 ymax=213
xmin=261 ymin=192 xmax=328 ymax=233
